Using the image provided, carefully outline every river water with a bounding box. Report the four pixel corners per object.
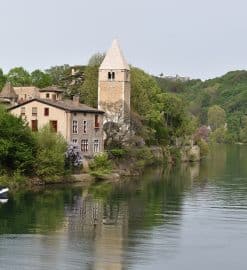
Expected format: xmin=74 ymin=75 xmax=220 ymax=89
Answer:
xmin=1 ymin=145 xmax=247 ymax=269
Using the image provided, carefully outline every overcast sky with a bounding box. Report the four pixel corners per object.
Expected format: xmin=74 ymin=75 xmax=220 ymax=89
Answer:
xmin=0 ymin=0 xmax=246 ymax=79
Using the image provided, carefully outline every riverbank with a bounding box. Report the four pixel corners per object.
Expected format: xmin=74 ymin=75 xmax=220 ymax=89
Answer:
xmin=0 ymin=144 xmax=202 ymax=192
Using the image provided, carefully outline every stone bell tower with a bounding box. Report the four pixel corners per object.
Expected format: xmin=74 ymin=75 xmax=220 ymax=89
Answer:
xmin=98 ymin=39 xmax=130 ymax=125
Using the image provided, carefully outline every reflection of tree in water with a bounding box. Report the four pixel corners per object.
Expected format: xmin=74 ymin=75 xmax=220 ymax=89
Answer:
xmin=0 ymin=188 xmax=80 ymax=234
xmin=197 ymin=145 xmax=247 ymax=205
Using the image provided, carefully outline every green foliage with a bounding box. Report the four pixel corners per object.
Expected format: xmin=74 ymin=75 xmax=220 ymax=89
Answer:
xmin=0 ymin=171 xmax=27 ymax=190
xmin=89 ymin=153 xmax=112 ymax=179
xmin=108 ymin=148 xmax=128 ymax=158
xmin=156 ymin=70 xmax=247 ymax=143
xmin=0 ymin=68 xmax=6 ymax=90
xmin=78 ymin=65 xmax=98 ymax=107
xmin=208 ymin=105 xmax=226 ymax=131
xmin=45 ymin=65 xmax=70 ymax=86
xmin=34 ymin=125 xmax=67 ymax=182
xmin=7 ymin=67 xmax=31 ymax=86
xmin=88 ymin=52 xmax=105 ymax=66
xmin=131 ymin=67 xmax=194 ymax=145
xmin=0 ymin=106 xmax=36 ymax=174
xmin=168 ymin=146 xmax=181 ymax=164
xmin=197 ymin=139 xmax=209 ymax=158
xmin=31 ymin=69 xmax=53 ymax=88
xmin=210 ymin=127 xmax=227 ymax=144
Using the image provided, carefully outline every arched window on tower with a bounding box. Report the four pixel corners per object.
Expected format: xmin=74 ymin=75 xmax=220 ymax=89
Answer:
xmin=112 ymin=72 xmax=115 ymax=80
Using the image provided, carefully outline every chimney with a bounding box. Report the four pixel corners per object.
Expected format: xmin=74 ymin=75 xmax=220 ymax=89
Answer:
xmin=73 ymin=95 xmax=80 ymax=106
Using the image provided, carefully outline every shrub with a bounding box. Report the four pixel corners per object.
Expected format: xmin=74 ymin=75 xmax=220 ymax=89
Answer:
xmin=0 ymin=107 xmax=36 ymax=175
xmin=89 ymin=153 xmax=112 ymax=179
xmin=197 ymin=139 xmax=209 ymax=158
xmin=34 ymin=125 xmax=67 ymax=182
xmin=108 ymin=148 xmax=127 ymax=159
xmin=209 ymin=127 xmax=227 ymax=144
xmin=169 ymin=146 xmax=181 ymax=164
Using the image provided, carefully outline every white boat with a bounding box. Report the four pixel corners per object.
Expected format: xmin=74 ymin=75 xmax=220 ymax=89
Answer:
xmin=0 ymin=187 xmax=9 ymax=195
xmin=0 ymin=198 xmax=8 ymax=204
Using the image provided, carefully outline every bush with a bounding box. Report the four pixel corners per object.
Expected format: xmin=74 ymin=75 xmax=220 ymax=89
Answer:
xmin=169 ymin=146 xmax=181 ymax=164
xmin=108 ymin=148 xmax=127 ymax=159
xmin=209 ymin=127 xmax=227 ymax=144
xmin=34 ymin=125 xmax=67 ymax=182
xmin=0 ymin=171 xmax=27 ymax=190
xmin=0 ymin=107 xmax=36 ymax=175
xmin=197 ymin=139 xmax=209 ymax=158
xmin=89 ymin=153 xmax=112 ymax=179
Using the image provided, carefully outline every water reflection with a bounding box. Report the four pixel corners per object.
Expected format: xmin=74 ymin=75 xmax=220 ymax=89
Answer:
xmin=1 ymin=145 xmax=247 ymax=269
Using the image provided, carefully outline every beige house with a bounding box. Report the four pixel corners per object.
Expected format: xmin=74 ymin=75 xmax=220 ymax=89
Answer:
xmin=8 ymin=92 xmax=104 ymax=157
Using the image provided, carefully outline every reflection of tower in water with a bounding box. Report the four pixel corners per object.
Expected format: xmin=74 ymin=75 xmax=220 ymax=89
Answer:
xmin=65 ymin=192 xmax=128 ymax=270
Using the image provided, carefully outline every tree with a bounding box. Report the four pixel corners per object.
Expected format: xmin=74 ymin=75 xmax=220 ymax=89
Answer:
xmin=45 ymin=65 xmax=70 ymax=86
xmin=34 ymin=125 xmax=67 ymax=182
xmin=78 ymin=65 xmax=98 ymax=107
xmin=0 ymin=69 xmax=6 ymax=90
xmin=7 ymin=67 xmax=31 ymax=86
xmin=31 ymin=69 xmax=52 ymax=88
xmin=0 ymin=106 xmax=36 ymax=174
xmin=208 ymin=105 xmax=226 ymax=131
xmin=88 ymin=52 xmax=105 ymax=66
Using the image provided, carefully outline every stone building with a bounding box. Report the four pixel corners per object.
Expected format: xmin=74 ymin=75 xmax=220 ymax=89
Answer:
xmin=98 ymin=39 xmax=131 ymax=126
xmin=8 ymin=94 xmax=104 ymax=157
xmin=13 ymin=86 xmax=39 ymax=103
xmin=0 ymin=82 xmax=18 ymax=105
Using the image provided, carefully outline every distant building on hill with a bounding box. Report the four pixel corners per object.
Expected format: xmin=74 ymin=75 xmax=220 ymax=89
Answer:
xmin=162 ymin=74 xmax=190 ymax=82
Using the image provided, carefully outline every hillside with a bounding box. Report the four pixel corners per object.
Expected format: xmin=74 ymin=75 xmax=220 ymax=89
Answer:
xmin=154 ymin=70 xmax=247 ymax=142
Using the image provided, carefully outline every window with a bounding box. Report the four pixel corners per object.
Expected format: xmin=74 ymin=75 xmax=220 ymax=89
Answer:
xmin=95 ymin=115 xmax=100 ymax=128
xmin=44 ymin=107 xmax=49 ymax=116
xmin=50 ymin=120 xmax=57 ymax=132
xmin=21 ymin=107 xmax=25 ymax=116
xmin=32 ymin=107 xmax=37 ymax=116
xmin=52 ymin=94 xmax=56 ymax=101
xmin=83 ymin=120 xmax=87 ymax=133
xmin=46 ymin=93 xmax=50 ymax=99
xmin=93 ymin=139 xmax=100 ymax=153
xmin=72 ymin=139 xmax=78 ymax=144
xmin=72 ymin=120 xmax=78 ymax=134
xmin=31 ymin=120 xmax=38 ymax=132
xmin=81 ymin=139 xmax=88 ymax=152
xmin=108 ymin=72 xmax=112 ymax=80
xmin=108 ymin=71 xmax=115 ymax=81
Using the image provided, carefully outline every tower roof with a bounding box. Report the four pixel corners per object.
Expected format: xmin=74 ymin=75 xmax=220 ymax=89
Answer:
xmin=100 ymin=39 xmax=130 ymax=70
xmin=0 ymin=82 xmax=18 ymax=99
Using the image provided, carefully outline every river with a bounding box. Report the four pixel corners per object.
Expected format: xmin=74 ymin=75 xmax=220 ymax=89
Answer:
xmin=1 ymin=145 xmax=247 ymax=269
